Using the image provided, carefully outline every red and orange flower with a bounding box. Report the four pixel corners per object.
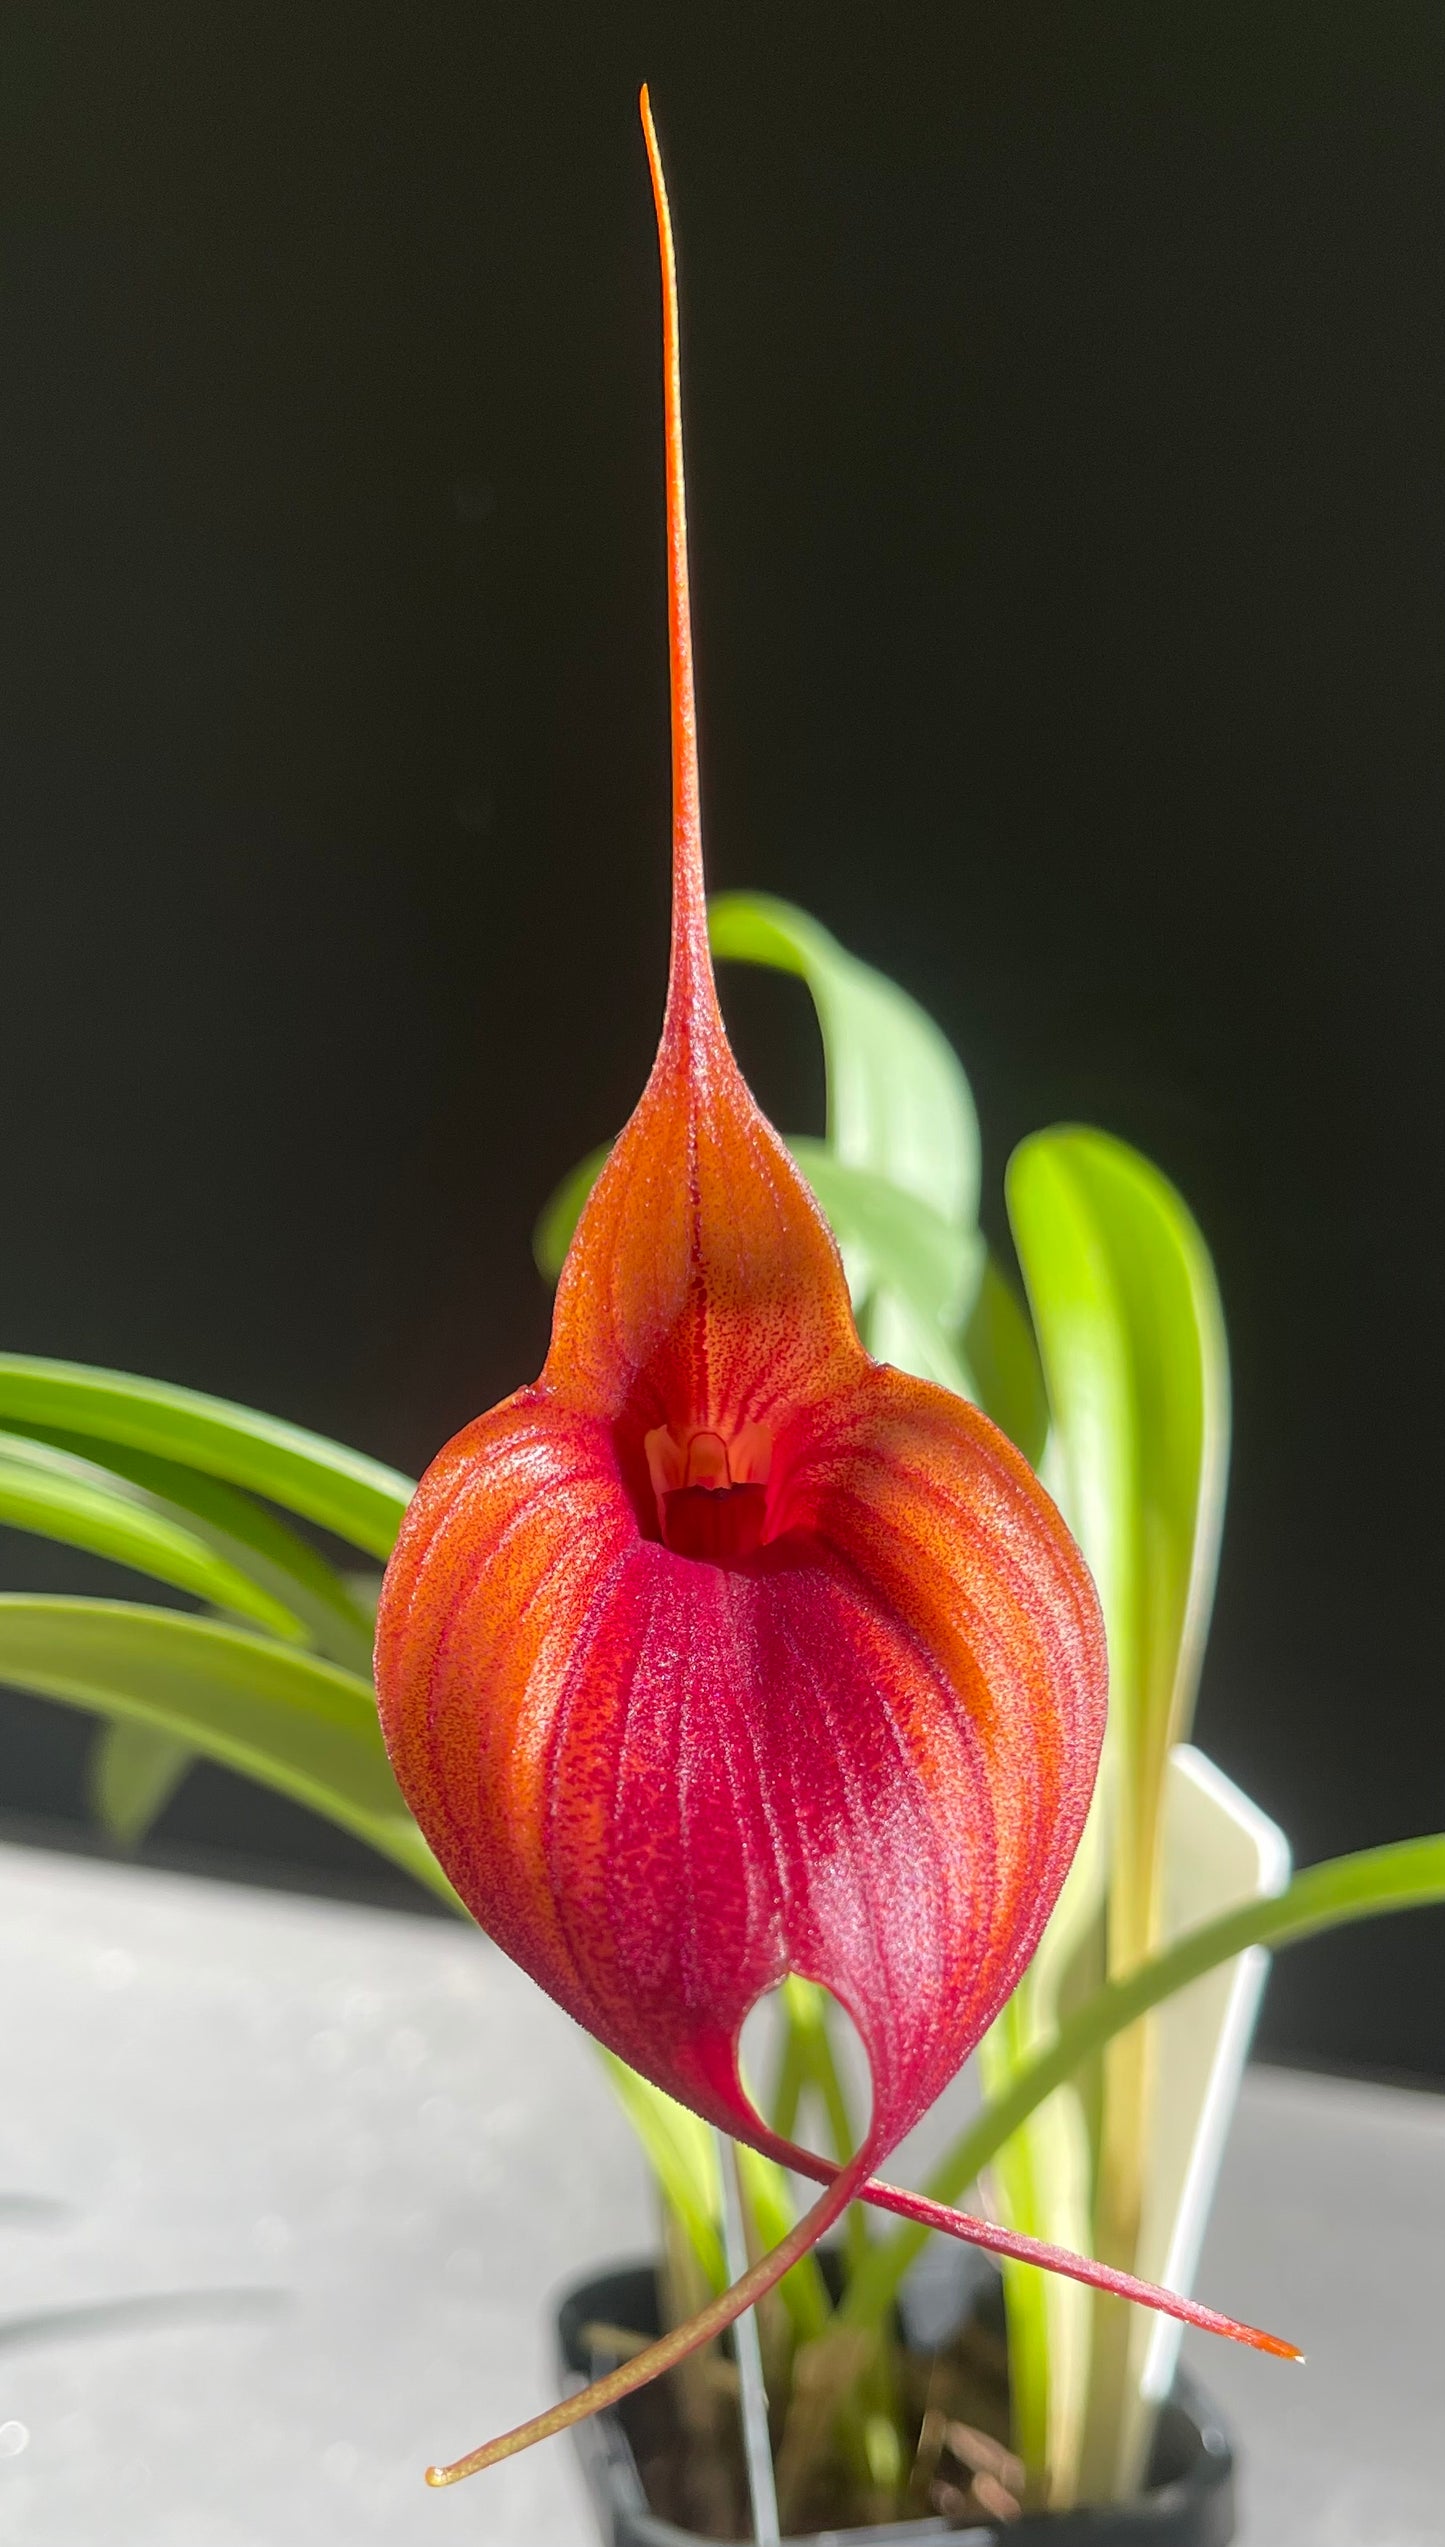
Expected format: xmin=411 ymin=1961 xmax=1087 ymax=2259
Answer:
xmin=375 ymin=92 xmax=1294 ymax=2488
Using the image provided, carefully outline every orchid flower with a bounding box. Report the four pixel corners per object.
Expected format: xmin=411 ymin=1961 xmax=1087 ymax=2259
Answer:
xmin=374 ymin=89 xmax=1297 ymax=2491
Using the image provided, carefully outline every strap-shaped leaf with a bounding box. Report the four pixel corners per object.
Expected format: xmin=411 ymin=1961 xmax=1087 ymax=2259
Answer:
xmin=0 ymin=1358 xmax=413 ymax=1559
xmin=599 ymin=2054 xmax=727 ymax=2289
xmin=0 ymin=1433 xmax=308 ymax=1644
xmin=90 ymin=1721 xmax=194 ymax=1848
xmin=711 ymin=896 xmax=989 ymax=1399
xmin=1006 ymin=1126 xmax=1231 ymax=2479
xmin=961 ymin=1253 xmax=1049 ymax=1469
xmin=599 ymin=2056 xmax=829 ymax=2340
xmin=0 ymin=1596 xmax=450 ymax=1901
xmin=709 ymin=893 xmax=981 ymax=1229
xmin=4 ymin=1422 xmax=375 ymax=1670
xmin=1006 ymin=1128 xmax=1228 ymax=1843
xmin=533 ymin=1144 xmax=613 ymax=1284
xmin=0 ymin=1428 xmax=376 ymax=1847
xmin=978 ymin=2006 xmax=1093 ymax=2499
xmin=788 ymin=1142 xmax=981 ymax=1332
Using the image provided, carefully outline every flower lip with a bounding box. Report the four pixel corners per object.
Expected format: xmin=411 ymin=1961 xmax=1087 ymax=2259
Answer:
xmin=660 ymin=1479 xmax=769 ymax=1563
xmin=644 ymin=1419 xmax=772 ymax=1495
xmin=645 ymin=1419 xmax=775 ymax=1563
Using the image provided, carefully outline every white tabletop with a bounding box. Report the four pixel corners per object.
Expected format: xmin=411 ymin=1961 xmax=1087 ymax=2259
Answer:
xmin=0 ymin=1840 xmax=1439 ymax=2547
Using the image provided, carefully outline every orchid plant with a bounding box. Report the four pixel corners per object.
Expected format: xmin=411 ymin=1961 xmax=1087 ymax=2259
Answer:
xmin=1 ymin=87 xmax=1442 ymax=2534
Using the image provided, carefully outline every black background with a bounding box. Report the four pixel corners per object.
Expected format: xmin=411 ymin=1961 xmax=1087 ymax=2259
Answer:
xmin=0 ymin=4 xmax=1441 ymax=2076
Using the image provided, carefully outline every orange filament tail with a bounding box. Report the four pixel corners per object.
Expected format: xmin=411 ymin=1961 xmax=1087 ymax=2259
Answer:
xmin=423 ymin=2150 xmax=873 ymax=2487
xmin=639 ymin=84 xmax=719 ymax=1047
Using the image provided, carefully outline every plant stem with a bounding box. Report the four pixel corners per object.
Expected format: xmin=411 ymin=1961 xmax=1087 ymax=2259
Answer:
xmin=769 ymin=2014 xmax=807 ymax=2144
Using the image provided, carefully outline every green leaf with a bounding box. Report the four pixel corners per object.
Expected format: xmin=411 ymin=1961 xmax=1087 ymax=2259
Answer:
xmin=0 ymin=1358 xmax=413 ymax=1560
xmin=0 ymin=1432 xmax=310 ymax=1644
xmin=533 ymin=1143 xmax=614 ymax=1284
xmin=0 ymin=1427 xmax=376 ymax=1845
xmin=4 ymin=1423 xmax=376 ymax=1671
xmin=1007 ymin=1128 xmax=1231 ymax=2481
xmin=979 ymin=1985 xmax=1095 ymax=2505
xmin=598 ymin=2055 xmax=727 ymax=2290
xmin=980 ymin=2020 xmax=1093 ymax=2504
xmin=0 ymin=1596 xmax=451 ymax=1903
xmin=713 ymin=895 xmax=988 ymax=1406
xmin=709 ymin=894 xmax=981 ymax=1228
xmin=596 ymin=2057 xmax=829 ymax=2340
xmin=859 ymin=1284 xmax=979 ymax=1398
xmin=733 ymin=2147 xmax=831 ymax=2342
xmin=962 ymin=1253 xmax=1050 ymax=1468
xmin=1006 ymin=1129 xmax=1229 ymax=1878
xmin=90 ymin=1721 xmax=194 ymax=1848
xmin=788 ymin=1141 xmax=982 ymax=1335
xmin=839 ymin=1831 xmax=1445 ymax=2332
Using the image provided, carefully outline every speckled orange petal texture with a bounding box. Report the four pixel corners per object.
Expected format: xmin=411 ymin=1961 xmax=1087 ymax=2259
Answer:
xmin=377 ymin=1361 xmax=1104 ymax=2170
